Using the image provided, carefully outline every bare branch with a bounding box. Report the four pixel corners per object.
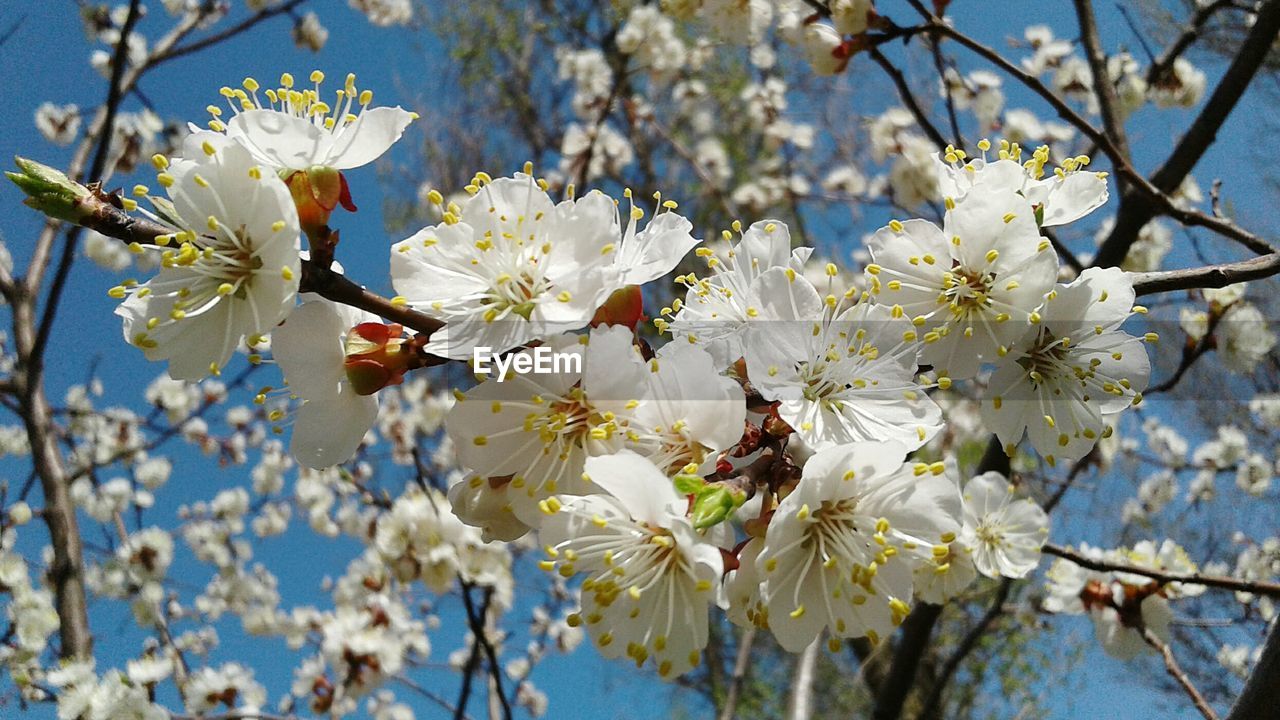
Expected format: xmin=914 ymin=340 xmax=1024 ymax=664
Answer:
xmin=868 ymin=47 xmax=951 ymax=154
xmin=1073 ymin=0 xmax=1131 ymax=193
xmin=717 ymin=625 xmax=757 ymax=720
xmin=785 ymin=637 xmax=820 ymax=720
xmin=917 ymin=578 xmax=1015 ymax=719
xmin=146 ymin=0 xmax=308 ymax=70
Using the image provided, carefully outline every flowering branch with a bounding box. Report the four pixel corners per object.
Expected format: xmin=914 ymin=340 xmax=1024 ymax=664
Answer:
xmin=1043 ymin=543 xmax=1280 ymax=598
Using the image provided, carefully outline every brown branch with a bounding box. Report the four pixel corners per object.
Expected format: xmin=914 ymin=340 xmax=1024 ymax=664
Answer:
xmin=1227 ymin=619 xmax=1280 ymax=720
xmin=868 ymin=47 xmax=951 ymax=154
xmin=1147 ymin=0 xmax=1241 ymax=88
xmin=1073 ymin=0 xmax=1131 ymax=173
xmin=145 ymin=0 xmax=308 ymax=70
xmin=1143 ymin=627 xmax=1221 ymax=720
xmin=906 ymin=8 xmax=1275 ymax=260
xmin=1095 ymin=0 xmax=1280 ymax=267
xmin=1130 ymin=253 xmax=1280 ymax=296
xmin=1043 ymin=543 xmax=1280 ymax=598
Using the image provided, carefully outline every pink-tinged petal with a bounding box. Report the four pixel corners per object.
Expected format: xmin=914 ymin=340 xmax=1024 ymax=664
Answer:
xmin=323 ymin=106 xmax=416 ymax=170
xmin=272 ymin=300 xmax=345 ymax=400
xmin=226 ymin=110 xmax=329 ymax=170
xmin=291 ymin=384 xmax=378 ymax=468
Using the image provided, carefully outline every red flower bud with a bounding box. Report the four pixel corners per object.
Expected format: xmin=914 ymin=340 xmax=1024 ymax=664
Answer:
xmin=590 ymin=285 xmax=646 ymax=330
xmin=343 ymin=322 xmax=409 ymax=395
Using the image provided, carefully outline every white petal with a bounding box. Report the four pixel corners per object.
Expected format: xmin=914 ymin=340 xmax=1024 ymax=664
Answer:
xmin=226 ymin=110 xmax=329 ymax=170
xmin=323 ymin=106 xmax=415 ymax=170
xmin=291 ymin=384 xmax=378 ymax=468
xmin=272 ymin=300 xmax=345 ymax=400
xmin=582 ymin=450 xmax=683 ymax=527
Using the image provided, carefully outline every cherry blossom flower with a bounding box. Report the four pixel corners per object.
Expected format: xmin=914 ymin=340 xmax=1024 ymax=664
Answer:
xmin=960 ymin=471 xmax=1049 ymax=578
xmin=1044 ymin=540 xmax=1201 ymax=660
xmin=444 ymin=328 xmax=639 ymax=534
xmin=116 ymin=132 xmax=300 ymax=380
xmin=981 ymin=267 xmax=1150 ymax=465
xmin=743 ymin=270 xmax=942 ymax=451
xmin=936 ymin=142 xmax=1109 ymax=227
xmin=865 ymin=187 xmax=1057 ymax=379
xmin=665 ymin=219 xmax=812 ymax=367
xmin=620 ymin=340 xmax=746 ymax=474
xmin=756 ymin=441 xmax=962 ymax=651
xmin=392 ymin=174 xmax=695 ymax=359
xmin=272 ymin=299 xmax=379 ymax=469
xmin=539 ymin=450 xmax=723 ymax=679
xmin=206 ymin=71 xmax=415 ymax=172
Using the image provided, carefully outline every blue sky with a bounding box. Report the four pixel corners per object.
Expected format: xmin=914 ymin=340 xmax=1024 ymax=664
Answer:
xmin=2 ymin=0 xmax=1270 ymax=717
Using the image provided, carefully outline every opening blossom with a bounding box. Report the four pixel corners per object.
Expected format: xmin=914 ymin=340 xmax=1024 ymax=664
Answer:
xmin=444 ymin=329 xmax=634 ymax=536
xmin=664 ymin=219 xmax=813 ymax=367
xmin=753 ymin=441 xmax=963 ymax=651
xmin=391 ymin=174 xmax=697 ymax=359
xmin=935 ymin=141 xmax=1109 ymax=227
xmin=959 ymin=471 xmax=1049 ymax=578
xmin=116 ymin=132 xmax=301 ymax=380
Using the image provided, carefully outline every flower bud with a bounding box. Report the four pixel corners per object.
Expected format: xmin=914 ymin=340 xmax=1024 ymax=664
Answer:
xmin=590 ymin=285 xmax=645 ymax=330
xmin=7 ymin=501 xmax=32 ymax=526
xmin=803 ymin=24 xmax=849 ymax=77
xmin=343 ymin=322 xmax=410 ymax=395
xmin=691 ymin=485 xmax=745 ymax=529
xmin=7 ymin=157 xmax=94 ymax=224
xmin=284 ymin=165 xmax=357 ymax=231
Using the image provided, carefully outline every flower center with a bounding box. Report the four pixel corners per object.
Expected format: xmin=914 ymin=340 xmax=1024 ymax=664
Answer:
xmin=943 ymin=267 xmax=995 ymax=317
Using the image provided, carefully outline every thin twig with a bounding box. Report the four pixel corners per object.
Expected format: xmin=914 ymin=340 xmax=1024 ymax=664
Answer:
xmin=1142 ymin=627 xmax=1220 ymax=720
xmin=146 ymin=0 xmax=308 ymax=69
xmin=717 ymin=625 xmax=757 ymax=720
xmin=867 ymin=47 xmax=951 ymax=154
xmin=1095 ymin=0 xmax=1280 ymax=267
xmin=1072 ymin=0 xmax=1131 ymax=179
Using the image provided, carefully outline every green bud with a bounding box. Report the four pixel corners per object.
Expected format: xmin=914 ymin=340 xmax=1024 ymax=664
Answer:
xmin=672 ymin=472 xmax=704 ymax=496
xmin=690 ymin=486 xmax=744 ymax=530
xmin=6 ymin=157 xmax=93 ymax=224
